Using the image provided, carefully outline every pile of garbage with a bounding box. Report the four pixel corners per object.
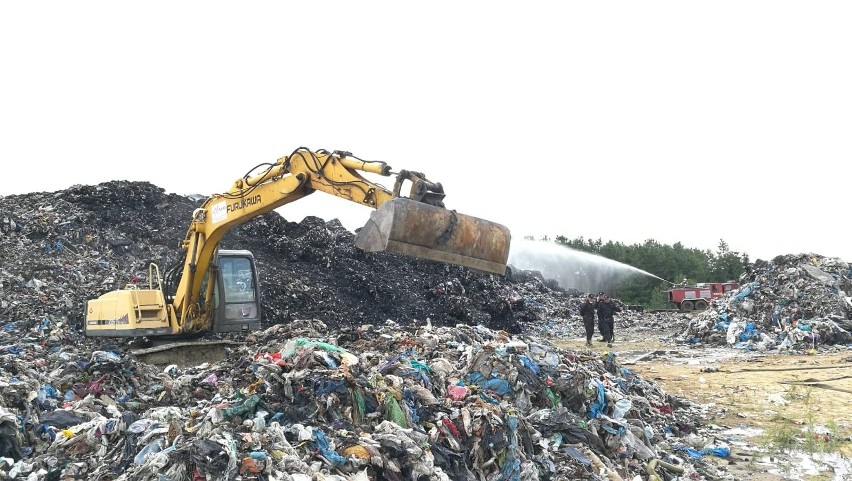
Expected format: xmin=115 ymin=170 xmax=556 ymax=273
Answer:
xmin=1 ymin=318 xmax=736 ymax=480
xmin=683 ymin=254 xmax=852 ymax=350
xmin=0 ymin=181 xmax=745 ymax=479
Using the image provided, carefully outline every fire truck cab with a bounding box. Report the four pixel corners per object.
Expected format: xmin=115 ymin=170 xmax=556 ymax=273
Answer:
xmin=666 ymin=281 xmax=739 ymax=312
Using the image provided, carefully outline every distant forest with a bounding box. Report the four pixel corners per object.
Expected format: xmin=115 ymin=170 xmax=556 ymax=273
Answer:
xmin=535 ymin=236 xmax=749 ymax=309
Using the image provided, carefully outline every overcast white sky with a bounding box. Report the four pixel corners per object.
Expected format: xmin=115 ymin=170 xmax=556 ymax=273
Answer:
xmin=1 ymin=2 xmax=850 ymax=263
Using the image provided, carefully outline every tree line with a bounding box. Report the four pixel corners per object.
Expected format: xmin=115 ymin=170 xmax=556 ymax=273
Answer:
xmin=542 ymin=236 xmax=749 ymax=309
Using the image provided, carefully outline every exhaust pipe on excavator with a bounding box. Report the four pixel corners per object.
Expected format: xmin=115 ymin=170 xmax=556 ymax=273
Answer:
xmin=354 ymin=198 xmax=511 ymax=275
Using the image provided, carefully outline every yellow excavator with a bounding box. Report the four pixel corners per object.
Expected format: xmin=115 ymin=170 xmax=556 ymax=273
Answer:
xmin=84 ymin=147 xmax=511 ymax=341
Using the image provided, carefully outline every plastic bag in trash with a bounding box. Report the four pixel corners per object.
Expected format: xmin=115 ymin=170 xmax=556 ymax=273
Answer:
xmin=611 ymin=398 xmax=632 ymax=420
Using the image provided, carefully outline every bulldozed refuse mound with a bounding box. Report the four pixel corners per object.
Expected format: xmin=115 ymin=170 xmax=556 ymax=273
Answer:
xmin=0 ymin=181 xmax=844 ymax=480
xmin=683 ymin=254 xmax=852 ymax=350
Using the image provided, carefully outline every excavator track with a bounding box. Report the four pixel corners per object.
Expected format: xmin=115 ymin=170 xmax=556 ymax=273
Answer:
xmin=131 ymin=340 xmax=243 ymax=367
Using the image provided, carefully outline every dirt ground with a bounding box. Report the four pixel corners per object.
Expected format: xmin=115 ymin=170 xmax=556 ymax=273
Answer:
xmin=556 ymin=334 xmax=852 ymax=480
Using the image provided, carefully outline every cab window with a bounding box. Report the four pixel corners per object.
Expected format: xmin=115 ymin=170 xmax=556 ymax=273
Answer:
xmin=220 ymin=256 xmax=256 ymax=303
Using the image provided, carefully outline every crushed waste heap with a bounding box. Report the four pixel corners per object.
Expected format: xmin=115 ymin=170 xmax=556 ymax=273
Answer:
xmin=683 ymin=254 xmax=852 ymax=350
xmin=0 ymin=318 xmax=732 ymax=481
xmin=0 ymin=181 xmax=747 ymax=479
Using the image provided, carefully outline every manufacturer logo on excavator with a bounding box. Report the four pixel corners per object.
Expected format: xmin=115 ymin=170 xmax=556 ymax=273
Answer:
xmin=226 ymin=195 xmax=262 ymax=213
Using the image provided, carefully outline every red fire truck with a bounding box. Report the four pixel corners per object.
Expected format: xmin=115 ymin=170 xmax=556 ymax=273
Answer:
xmin=665 ymin=281 xmax=739 ymax=312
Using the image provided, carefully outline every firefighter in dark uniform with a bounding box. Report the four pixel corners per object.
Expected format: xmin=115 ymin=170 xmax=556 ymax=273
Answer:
xmin=597 ymin=294 xmax=623 ymax=347
xmin=578 ymin=294 xmax=597 ymax=347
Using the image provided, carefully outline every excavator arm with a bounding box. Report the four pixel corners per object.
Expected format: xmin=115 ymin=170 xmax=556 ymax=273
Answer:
xmin=167 ymin=148 xmax=510 ymax=334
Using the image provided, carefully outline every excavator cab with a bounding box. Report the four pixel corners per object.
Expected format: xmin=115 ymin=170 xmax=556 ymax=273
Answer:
xmin=211 ymin=250 xmax=262 ymax=332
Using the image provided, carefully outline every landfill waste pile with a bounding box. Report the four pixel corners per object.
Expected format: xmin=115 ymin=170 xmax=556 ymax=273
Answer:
xmin=0 ymin=318 xmax=735 ymax=481
xmin=0 ymin=181 xmax=739 ymax=480
xmin=683 ymin=254 xmax=852 ymax=350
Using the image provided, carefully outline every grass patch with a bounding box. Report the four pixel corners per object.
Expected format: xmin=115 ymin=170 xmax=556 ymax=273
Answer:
xmin=803 ymin=418 xmax=845 ymax=454
xmin=762 ymin=422 xmax=800 ymax=453
xmin=784 ymin=382 xmax=812 ymax=403
xmin=761 ymin=397 xmax=847 ymax=455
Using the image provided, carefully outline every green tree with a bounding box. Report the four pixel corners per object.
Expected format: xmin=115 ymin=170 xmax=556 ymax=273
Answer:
xmin=709 ymin=239 xmax=749 ymax=281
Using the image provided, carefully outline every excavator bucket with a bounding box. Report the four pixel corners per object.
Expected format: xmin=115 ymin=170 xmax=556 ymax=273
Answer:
xmin=354 ymin=198 xmax=511 ymax=275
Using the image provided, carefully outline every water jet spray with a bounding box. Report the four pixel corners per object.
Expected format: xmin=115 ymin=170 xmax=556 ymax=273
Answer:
xmin=508 ymin=239 xmax=671 ymax=293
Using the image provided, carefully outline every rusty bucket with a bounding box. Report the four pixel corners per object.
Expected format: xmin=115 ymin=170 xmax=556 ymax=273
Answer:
xmin=354 ymin=198 xmax=510 ymax=275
